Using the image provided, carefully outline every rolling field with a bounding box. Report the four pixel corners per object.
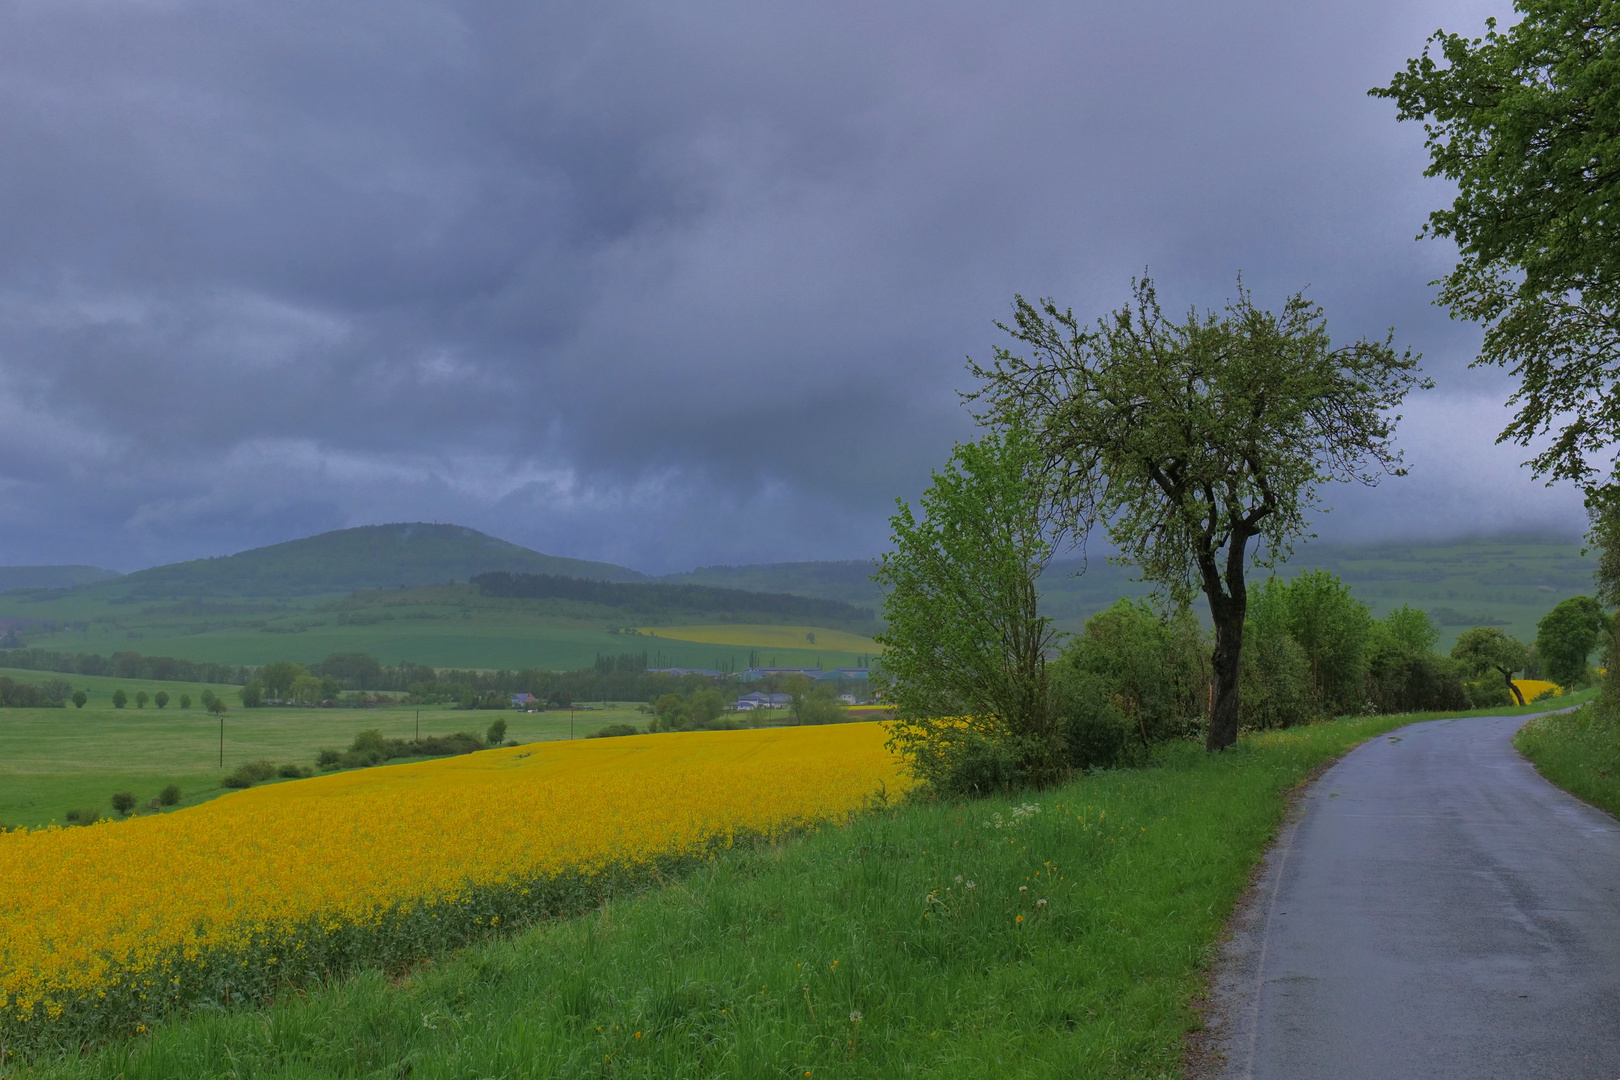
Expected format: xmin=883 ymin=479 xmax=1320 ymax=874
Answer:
xmin=0 ymin=724 xmax=906 ymax=1052
xmin=631 ymin=623 xmax=880 ymax=654
xmin=0 ymin=672 xmax=651 ymax=829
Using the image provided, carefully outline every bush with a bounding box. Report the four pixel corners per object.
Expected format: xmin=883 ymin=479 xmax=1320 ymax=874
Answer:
xmin=110 ymin=791 xmax=137 ymax=817
xmin=154 ymin=690 xmax=170 ymax=709
xmin=223 ymin=760 xmax=277 ymax=789
xmin=1051 ymin=668 xmax=1140 ymax=771
xmin=71 ymin=690 xmax=87 ymax=709
xmin=931 ymin=729 xmax=1024 ymax=796
xmin=588 ymin=723 xmax=641 ymax=739
xmin=64 ymin=806 xmax=102 ymax=826
xmin=111 ymin=690 xmax=127 ymax=709
xmin=179 ymin=694 xmax=192 ymax=709
xmin=277 ymin=763 xmax=311 ymax=779
xmin=159 ymin=784 xmax=182 ymax=806
xmin=315 ymin=748 xmax=343 ymax=768
xmin=486 ymin=718 xmax=509 ymax=746
xmin=135 ymin=691 xmax=149 ymax=709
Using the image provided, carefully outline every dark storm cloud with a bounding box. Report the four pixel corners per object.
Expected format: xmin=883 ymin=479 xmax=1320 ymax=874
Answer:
xmin=0 ymin=0 xmax=1582 ymax=573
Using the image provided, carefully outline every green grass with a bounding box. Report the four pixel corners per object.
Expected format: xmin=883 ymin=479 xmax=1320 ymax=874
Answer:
xmin=1515 ymin=701 xmax=1620 ymax=819
xmin=0 ymin=683 xmax=651 ymax=829
xmin=16 ymin=710 xmax=1442 ymax=1079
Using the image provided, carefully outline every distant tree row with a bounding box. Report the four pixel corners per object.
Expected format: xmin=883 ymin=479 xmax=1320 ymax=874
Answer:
xmin=0 ymin=648 xmax=250 ymax=685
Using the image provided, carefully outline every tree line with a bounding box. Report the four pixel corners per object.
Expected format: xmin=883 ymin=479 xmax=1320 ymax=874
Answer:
xmin=470 ymin=571 xmax=875 ymax=623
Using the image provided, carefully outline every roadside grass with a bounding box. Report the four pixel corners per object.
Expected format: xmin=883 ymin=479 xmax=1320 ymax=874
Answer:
xmin=1515 ymin=701 xmax=1620 ymax=819
xmin=0 ymin=696 xmax=650 ymax=829
xmin=18 ymin=710 xmax=1435 ymax=1080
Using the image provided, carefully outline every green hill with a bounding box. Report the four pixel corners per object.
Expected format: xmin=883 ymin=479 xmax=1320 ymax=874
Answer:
xmin=0 ymin=565 xmax=120 ymax=593
xmin=105 ymin=524 xmax=646 ymax=600
xmin=662 ymin=560 xmax=885 ymax=608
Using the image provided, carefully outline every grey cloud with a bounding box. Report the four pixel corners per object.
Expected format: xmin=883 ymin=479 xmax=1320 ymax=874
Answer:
xmin=0 ymin=0 xmax=1578 ymax=573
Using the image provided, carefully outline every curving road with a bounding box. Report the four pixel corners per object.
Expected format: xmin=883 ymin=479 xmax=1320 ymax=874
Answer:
xmin=1208 ymin=713 xmax=1620 ymax=1080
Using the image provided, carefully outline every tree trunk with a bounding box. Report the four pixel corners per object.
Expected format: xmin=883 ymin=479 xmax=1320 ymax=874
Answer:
xmin=1207 ymin=607 xmax=1243 ymax=750
xmin=1502 ymin=667 xmax=1526 ymax=706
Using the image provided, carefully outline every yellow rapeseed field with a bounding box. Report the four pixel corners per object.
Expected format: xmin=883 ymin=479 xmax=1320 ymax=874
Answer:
xmin=0 ymin=723 xmax=907 ymax=1041
xmin=1512 ymin=679 xmax=1562 ymax=702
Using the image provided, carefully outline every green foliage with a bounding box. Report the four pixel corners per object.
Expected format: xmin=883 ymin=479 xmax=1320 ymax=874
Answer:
xmin=178 ymin=694 xmax=191 ymax=709
xmin=1240 ymin=586 xmax=1313 ymax=730
xmin=206 ymin=697 xmax=228 ymax=717
xmin=1365 ymin=606 xmax=1469 ymax=714
xmin=222 ymin=760 xmax=278 ymax=789
xmin=134 ymin=691 xmax=149 ymax=709
xmin=71 ymin=691 xmax=86 ymax=709
xmin=63 ymin=806 xmax=102 ymax=826
xmin=586 ymin=723 xmax=641 ymax=739
xmin=874 ymin=426 xmax=1062 ymax=791
xmin=1451 ymin=626 xmax=1531 ymax=704
xmin=1263 ymin=571 xmax=1374 ymax=715
xmin=1054 ymin=599 xmax=1208 ymax=768
xmin=153 ymin=691 xmax=168 ymax=709
xmin=970 ymin=276 xmax=1424 ymax=750
xmin=238 ymin=682 xmax=263 ymax=708
xmin=257 ymin=661 xmax=307 ymax=701
xmin=649 ymin=688 xmax=729 ymax=732
xmin=111 ymin=689 xmax=126 ymax=709
xmin=1374 ymin=5 xmax=1620 ymax=489
xmin=485 ymin=717 xmax=509 ymax=746
xmin=158 ymin=784 xmax=181 ymax=807
xmin=792 ymin=685 xmax=848 ymax=727
xmin=110 ymin=791 xmax=137 ymax=817
xmin=1535 ymin=594 xmax=1608 ymax=686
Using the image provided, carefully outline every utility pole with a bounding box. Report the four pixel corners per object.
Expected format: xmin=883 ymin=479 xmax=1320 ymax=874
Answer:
xmin=219 ymin=714 xmax=224 ymax=768
xmin=415 ymin=709 xmax=420 ymax=743
xmin=570 ymin=705 xmax=575 ymax=740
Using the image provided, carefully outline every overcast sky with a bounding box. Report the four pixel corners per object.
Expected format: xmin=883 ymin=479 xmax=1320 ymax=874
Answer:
xmin=0 ymin=0 xmax=1588 ymax=574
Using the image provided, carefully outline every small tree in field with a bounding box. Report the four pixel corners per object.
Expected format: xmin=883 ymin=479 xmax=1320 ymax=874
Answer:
xmin=71 ymin=690 xmax=87 ymax=709
xmin=178 ymin=693 xmax=192 ymax=709
xmin=1535 ymin=595 xmax=1608 ymax=687
xmin=112 ymin=689 xmax=127 ymax=709
xmin=875 ymin=425 xmax=1062 ymax=791
xmin=207 ymin=697 xmax=229 ymax=718
xmin=1452 ymin=626 xmax=1530 ymax=705
xmin=154 ymin=690 xmax=169 ymax=709
xmin=970 ymin=277 xmax=1424 ymax=750
xmin=486 ymin=717 xmax=509 ymax=746
xmin=110 ymin=791 xmax=136 ymax=817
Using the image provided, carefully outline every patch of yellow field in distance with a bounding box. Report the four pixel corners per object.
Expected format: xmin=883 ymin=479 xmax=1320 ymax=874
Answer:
xmin=631 ymin=624 xmax=880 ymax=652
xmin=1513 ymin=679 xmax=1562 ymax=702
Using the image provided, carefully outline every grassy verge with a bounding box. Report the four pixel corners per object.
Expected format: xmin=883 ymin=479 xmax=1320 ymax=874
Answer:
xmin=15 ymin=710 xmax=1438 ymax=1080
xmin=1515 ymin=701 xmax=1620 ymax=819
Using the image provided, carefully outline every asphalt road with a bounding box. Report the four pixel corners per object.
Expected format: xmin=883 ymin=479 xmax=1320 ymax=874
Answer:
xmin=1211 ymin=713 xmax=1620 ymax=1080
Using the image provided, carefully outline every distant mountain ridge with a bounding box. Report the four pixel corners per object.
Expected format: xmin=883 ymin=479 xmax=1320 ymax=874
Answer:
xmin=0 ymin=565 xmax=121 ymax=593
xmin=93 ymin=524 xmax=648 ymax=600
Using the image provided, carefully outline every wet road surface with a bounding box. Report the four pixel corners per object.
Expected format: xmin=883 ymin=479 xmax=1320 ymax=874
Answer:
xmin=1213 ymin=713 xmax=1620 ymax=1079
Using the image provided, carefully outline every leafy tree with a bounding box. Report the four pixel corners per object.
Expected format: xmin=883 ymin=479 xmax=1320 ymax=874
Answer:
xmin=1365 ymin=606 xmax=1468 ymax=714
xmin=1271 ymin=571 xmax=1374 ymax=716
xmin=110 ymin=791 xmax=136 ymax=817
xmin=239 ymin=682 xmax=263 ymax=708
xmin=1055 ymin=599 xmax=1209 ymax=765
xmin=178 ymin=694 xmax=192 ymax=709
xmin=874 ymin=426 xmax=1063 ymax=790
xmin=486 ymin=717 xmax=509 ymax=746
xmin=134 ymin=690 xmax=149 ymax=709
xmin=207 ymin=697 xmax=229 ymax=717
xmin=290 ymin=674 xmax=325 ymax=706
xmin=1373 ymin=4 xmax=1620 ymax=493
xmin=794 ymin=685 xmax=848 ymax=726
xmin=111 ymin=689 xmax=127 ymax=709
xmin=159 ymin=784 xmax=181 ymax=806
xmin=970 ymin=278 xmax=1423 ymax=750
xmin=1536 ymin=595 xmax=1609 ymax=687
xmin=154 ymin=690 xmax=169 ymax=709
xmin=199 ymin=689 xmax=216 ymax=708
xmin=1240 ymin=585 xmax=1313 ymax=730
xmin=258 ymin=661 xmax=309 ymax=701
xmin=1452 ymin=626 xmax=1530 ymax=705
xmin=71 ymin=690 xmax=87 ymax=709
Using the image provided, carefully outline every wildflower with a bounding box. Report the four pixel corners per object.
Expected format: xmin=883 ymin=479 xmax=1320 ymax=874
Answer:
xmin=850 ymin=1010 xmax=863 ymax=1022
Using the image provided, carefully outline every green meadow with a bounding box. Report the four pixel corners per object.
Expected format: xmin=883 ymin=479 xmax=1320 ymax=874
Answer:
xmin=0 ymin=670 xmax=651 ymax=829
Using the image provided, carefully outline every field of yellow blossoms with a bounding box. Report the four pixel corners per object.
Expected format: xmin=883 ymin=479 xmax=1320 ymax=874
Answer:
xmin=0 ymin=723 xmax=908 ymax=1050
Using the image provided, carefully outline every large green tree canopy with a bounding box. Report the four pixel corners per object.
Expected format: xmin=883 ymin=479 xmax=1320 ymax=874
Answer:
xmin=1372 ymin=2 xmax=1620 ymax=489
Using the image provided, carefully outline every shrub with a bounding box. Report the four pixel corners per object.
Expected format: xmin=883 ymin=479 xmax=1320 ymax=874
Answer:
xmin=110 ymin=792 xmax=137 ymax=817
xmin=588 ymin=723 xmax=641 ymax=739
xmin=277 ymin=763 xmax=311 ymax=779
xmin=239 ymin=681 xmax=264 ymax=708
xmin=111 ymin=690 xmax=127 ymax=709
xmin=71 ymin=690 xmax=87 ymax=709
xmin=64 ymin=806 xmax=102 ymax=826
xmin=159 ymin=784 xmax=181 ymax=806
xmin=179 ymin=694 xmax=192 ymax=709
xmin=486 ymin=718 xmax=509 ymax=746
xmin=135 ymin=691 xmax=149 ymax=709
xmin=315 ymin=748 xmax=343 ymax=768
xmin=223 ymin=760 xmax=277 ymax=789
xmin=154 ymin=690 xmax=170 ymax=709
